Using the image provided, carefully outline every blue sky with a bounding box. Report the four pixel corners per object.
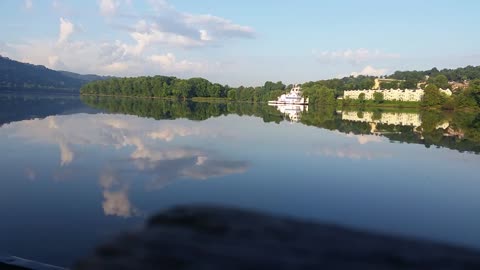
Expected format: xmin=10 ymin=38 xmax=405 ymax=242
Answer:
xmin=1 ymin=0 xmax=479 ymax=86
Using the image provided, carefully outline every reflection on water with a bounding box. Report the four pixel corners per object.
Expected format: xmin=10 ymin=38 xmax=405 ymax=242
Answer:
xmin=341 ymin=110 xmax=423 ymax=127
xmin=82 ymin=96 xmax=480 ymax=154
xmin=1 ymin=113 xmax=248 ymax=217
xmin=1 ymin=95 xmax=480 ymax=266
xmin=269 ymin=104 xmax=308 ymax=122
xmin=0 ymin=93 xmax=93 ymax=125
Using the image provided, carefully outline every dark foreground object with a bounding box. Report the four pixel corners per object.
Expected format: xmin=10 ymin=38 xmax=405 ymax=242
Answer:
xmin=0 ymin=255 xmax=65 ymax=270
xmin=74 ymin=205 xmax=480 ymax=270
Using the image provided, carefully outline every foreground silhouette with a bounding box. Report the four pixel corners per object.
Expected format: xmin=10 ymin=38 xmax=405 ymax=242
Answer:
xmin=74 ymin=205 xmax=480 ymax=270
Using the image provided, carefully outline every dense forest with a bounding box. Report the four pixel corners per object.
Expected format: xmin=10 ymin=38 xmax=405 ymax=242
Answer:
xmin=79 ymin=74 xmax=376 ymax=105
xmin=0 ymin=56 xmax=107 ymax=91
xmin=81 ymin=96 xmax=480 ymax=154
xmin=80 ymin=75 xmax=291 ymax=102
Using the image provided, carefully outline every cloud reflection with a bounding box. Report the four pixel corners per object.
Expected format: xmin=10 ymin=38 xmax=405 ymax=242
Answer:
xmin=0 ymin=113 xmax=248 ymax=218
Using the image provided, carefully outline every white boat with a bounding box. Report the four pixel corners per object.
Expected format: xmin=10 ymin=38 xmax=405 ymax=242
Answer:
xmin=268 ymin=84 xmax=309 ymax=105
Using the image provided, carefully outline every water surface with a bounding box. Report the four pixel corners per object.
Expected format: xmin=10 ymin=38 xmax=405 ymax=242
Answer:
xmin=1 ymin=94 xmax=479 ymax=267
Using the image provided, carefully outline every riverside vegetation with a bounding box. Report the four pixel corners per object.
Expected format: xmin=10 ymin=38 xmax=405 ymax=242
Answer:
xmin=80 ymin=65 xmax=480 ymax=111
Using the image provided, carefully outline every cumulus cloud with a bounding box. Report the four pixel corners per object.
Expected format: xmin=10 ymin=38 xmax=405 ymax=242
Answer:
xmin=112 ymin=0 xmax=255 ymax=50
xmin=4 ymin=0 xmax=252 ymax=78
xmin=314 ymin=48 xmax=399 ymax=65
xmin=58 ymin=17 xmax=74 ymax=44
xmin=184 ymin=14 xmax=256 ymax=39
xmin=149 ymin=53 xmax=204 ymax=73
xmin=350 ymin=65 xmax=388 ymax=77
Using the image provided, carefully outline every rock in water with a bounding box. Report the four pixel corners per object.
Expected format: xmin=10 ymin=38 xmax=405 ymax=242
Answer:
xmin=74 ymin=205 xmax=480 ymax=270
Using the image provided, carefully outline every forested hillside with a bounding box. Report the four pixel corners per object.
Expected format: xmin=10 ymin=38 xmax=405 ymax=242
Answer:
xmin=0 ymin=56 xmax=106 ymax=91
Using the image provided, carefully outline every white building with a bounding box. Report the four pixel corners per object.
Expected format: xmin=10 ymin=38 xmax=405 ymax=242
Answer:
xmin=343 ymin=88 xmax=452 ymax=102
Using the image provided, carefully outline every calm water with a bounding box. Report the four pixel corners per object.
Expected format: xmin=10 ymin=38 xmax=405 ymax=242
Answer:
xmin=1 ymin=94 xmax=480 ymax=267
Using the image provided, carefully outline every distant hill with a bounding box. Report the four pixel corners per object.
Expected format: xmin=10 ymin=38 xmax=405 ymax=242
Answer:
xmin=0 ymin=56 xmax=109 ymax=92
xmin=58 ymin=70 xmax=111 ymax=83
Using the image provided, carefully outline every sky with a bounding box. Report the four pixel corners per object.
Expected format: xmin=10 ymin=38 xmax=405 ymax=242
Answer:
xmin=1 ymin=0 xmax=479 ymax=86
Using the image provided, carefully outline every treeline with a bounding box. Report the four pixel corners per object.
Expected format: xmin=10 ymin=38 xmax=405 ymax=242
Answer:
xmin=421 ymin=79 xmax=480 ymax=109
xmin=80 ymin=76 xmax=290 ymax=102
xmin=388 ymin=65 xmax=480 ymax=83
xmin=301 ymin=75 xmax=375 ymax=96
xmin=335 ymin=77 xmax=480 ymax=110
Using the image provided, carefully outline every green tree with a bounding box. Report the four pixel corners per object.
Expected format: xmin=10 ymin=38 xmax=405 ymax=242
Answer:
xmin=358 ymin=93 xmax=366 ymax=103
xmin=172 ymin=80 xmax=191 ymax=99
xmin=422 ymin=84 xmax=445 ymax=107
xmin=469 ymin=79 xmax=480 ymax=106
xmin=429 ymin=74 xmax=449 ymax=89
xmin=227 ymin=89 xmax=237 ymax=100
xmin=373 ymin=92 xmax=384 ymax=104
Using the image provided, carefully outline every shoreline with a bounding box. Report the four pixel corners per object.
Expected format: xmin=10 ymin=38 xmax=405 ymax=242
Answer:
xmin=80 ymin=94 xmax=480 ymax=112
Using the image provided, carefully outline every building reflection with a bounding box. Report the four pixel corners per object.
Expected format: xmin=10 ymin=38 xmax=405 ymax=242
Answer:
xmin=269 ymin=104 xmax=308 ymax=122
xmin=338 ymin=110 xmax=464 ymax=139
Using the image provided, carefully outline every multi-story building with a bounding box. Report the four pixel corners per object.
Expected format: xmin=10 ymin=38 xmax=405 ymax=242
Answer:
xmin=343 ymin=88 xmax=452 ymax=102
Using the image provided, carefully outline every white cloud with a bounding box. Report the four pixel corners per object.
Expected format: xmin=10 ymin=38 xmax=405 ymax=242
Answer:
xmin=110 ymin=0 xmax=255 ymax=51
xmin=25 ymin=0 xmax=33 ymax=9
xmin=58 ymin=17 xmax=74 ymax=44
xmin=350 ymin=65 xmax=388 ymax=77
xmin=149 ymin=53 xmax=204 ymax=73
xmin=99 ymin=0 xmax=119 ymax=16
xmin=199 ymin=30 xmax=212 ymax=41
xmin=102 ymin=61 xmax=129 ymax=73
xmin=314 ymin=48 xmax=399 ymax=65
xmin=4 ymin=0 xmax=253 ymax=78
xmin=184 ymin=14 xmax=255 ymax=39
